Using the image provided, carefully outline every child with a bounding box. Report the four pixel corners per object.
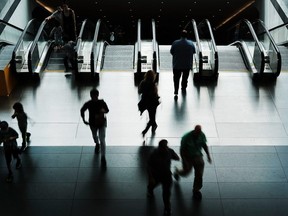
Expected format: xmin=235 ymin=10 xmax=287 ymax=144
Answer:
xmin=50 ymin=19 xmax=64 ymax=50
xmin=0 ymin=121 xmax=22 ymax=183
xmin=11 ymin=102 xmax=31 ymax=152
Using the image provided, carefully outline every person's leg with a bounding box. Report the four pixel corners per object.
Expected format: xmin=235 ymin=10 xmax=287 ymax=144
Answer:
xmin=177 ymin=156 xmax=193 ymax=177
xmin=147 ymin=175 xmax=159 ymax=197
xmin=89 ymin=125 xmax=100 ymax=153
xmin=173 ymin=69 xmax=182 ymax=95
xmin=148 ymin=107 xmax=157 ymax=132
xmin=162 ymin=177 xmax=172 ymax=215
xmin=181 ymin=69 xmax=190 ymax=91
xmin=63 ymin=56 xmax=69 ymax=71
xmin=19 ymin=127 xmax=27 ymax=150
xmin=4 ymin=151 xmax=13 ymax=182
xmin=12 ymin=149 xmax=22 ymax=169
xmin=98 ymin=126 xmax=106 ymax=158
xmin=192 ymin=156 xmax=205 ymax=192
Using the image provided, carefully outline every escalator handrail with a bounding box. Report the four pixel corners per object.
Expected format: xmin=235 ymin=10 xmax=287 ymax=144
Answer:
xmin=28 ymin=19 xmax=49 ymax=58
xmin=28 ymin=19 xmax=49 ymax=73
xmin=191 ymin=19 xmax=203 ymax=73
xmin=91 ymin=19 xmax=102 ymax=74
xmin=152 ymin=19 xmax=158 ymax=72
xmin=254 ymin=19 xmax=281 ymax=76
xmin=13 ymin=19 xmax=37 ymax=55
xmin=136 ymin=19 xmax=141 ymax=73
xmin=203 ymin=19 xmax=218 ymax=53
xmin=198 ymin=19 xmax=219 ymax=75
xmin=75 ymin=19 xmax=88 ymax=55
xmin=241 ymin=19 xmax=265 ymax=74
xmin=0 ymin=19 xmax=24 ymax=32
xmin=269 ymin=22 xmax=288 ymax=32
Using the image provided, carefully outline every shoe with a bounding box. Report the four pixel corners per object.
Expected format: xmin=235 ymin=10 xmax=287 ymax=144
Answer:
xmin=193 ymin=190 xmax=202 ymax=201
xmin=95 ymin=144 xmax=100 ymax=154
xmin=141 ymin=129 xmax=148 ymax=137
xmin=174 ymin=94 xmax=178 ymax=100
xmin=21 ymin=146 xmax=27 ymax=152
xmin=16 ymin=160 xmax=22 ymax=169
xmin=26 ymin=133 xmax=31 ymax=142
xmin=6 ymin=174 xmax=13 ymax=183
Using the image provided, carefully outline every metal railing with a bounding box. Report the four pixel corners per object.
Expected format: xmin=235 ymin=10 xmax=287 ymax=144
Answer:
xmin=28 ymin=19 xmax=52 ymax=73
xmin=252 ymin=19 xmax=281 ymax=77
xmin=152 ymin=19 xmax=159 ymax=73
xmin=12 ymin=19 xmax=40 ymax=73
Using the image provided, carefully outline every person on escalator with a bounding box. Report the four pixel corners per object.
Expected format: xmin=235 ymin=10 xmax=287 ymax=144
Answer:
xmin=49 ymin=19 xmax=64 ymax=50
xmin=46 ymin=0 xmax=77 ymax=43
xmin=63 ymin=40 xmax=76 ymax=72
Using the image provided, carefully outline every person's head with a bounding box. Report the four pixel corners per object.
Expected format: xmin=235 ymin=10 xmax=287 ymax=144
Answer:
xmin=181 ymin=30 xmax=188 ymax=38
xmin=193 ymin=125 xmax=202 ymax=137
xmin=144 ymin=70 xmax=156 ymax=82
xmin=61 ymin=0 xmax=69 ymax=11
xmin=0 ymin=121 xmax=9 ymax=131
xmin=90 ymin=88 xmax=99 ymax=100
xmin=13 ymin=102 xmax=24 ymax=113
xmin=158 ymin=139 xmax=168 ymax=151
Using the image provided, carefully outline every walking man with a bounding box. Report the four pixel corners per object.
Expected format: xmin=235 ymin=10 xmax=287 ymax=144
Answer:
xmin=80 ymin=89 xmax=109 ymax=164
xmin=147 ymin=139 xmax=180 ymax=216
xmin=170 ymin=30 xmax=195 ymax=99
xmin=174 ymin=125 xmax=212 ymax=200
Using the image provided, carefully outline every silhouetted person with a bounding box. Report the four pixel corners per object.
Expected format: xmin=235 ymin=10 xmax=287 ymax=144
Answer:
xmin=80 ymin=89 xmax=109 ymax=164
xmin=0 ymin=121 xmax=22 ymax=183
xmin=170 ymin=30 xmax=195 ymax=99
xmin=49 ymin=19 xmax=64 ymax=50
xmin=12 ymin=102 xmax=31 ymax=152
xmin=147 ymin=139 xmax=180 ymax=216
xmin=63 ymin=40 xmax=76 ymax=72
xmin=138 ymin=70 xmax=160 ymax=136
xmin=174 ymin=125 xmax=212 ymax=200
xmin=46 ymin=0 xmax=77 ymax=42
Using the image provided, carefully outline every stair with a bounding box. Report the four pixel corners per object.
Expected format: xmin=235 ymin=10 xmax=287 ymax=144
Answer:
xmin=217 ymin=46 xmax=248 ymax=72
xmin=45 ymin=48 xmax=66 ymax=72
xmin=159 ymin=45 xmax=172 ymax=71
xmin=102 ymin=45 xmax=134 ymax=71
xmin=278 ymin=46 xmax=288 ymax=72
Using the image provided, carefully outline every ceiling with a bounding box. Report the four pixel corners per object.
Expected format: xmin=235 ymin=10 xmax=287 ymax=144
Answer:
xmin=40 ymin=0 xmax=257 ymax=25
xmin=38 ymin=0 xmax=258 ymax=43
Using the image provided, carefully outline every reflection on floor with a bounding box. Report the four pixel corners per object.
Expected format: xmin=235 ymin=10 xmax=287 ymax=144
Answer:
xmin=0 ymin=71 xmax=288 ymax=216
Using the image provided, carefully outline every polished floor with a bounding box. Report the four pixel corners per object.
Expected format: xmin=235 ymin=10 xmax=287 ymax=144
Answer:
xmin=0 ymin=70 xmax=288 ymax=216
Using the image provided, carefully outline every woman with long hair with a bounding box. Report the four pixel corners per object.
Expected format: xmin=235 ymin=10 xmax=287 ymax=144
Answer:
xmin=138 ymin=70 xmax=160 ymax=136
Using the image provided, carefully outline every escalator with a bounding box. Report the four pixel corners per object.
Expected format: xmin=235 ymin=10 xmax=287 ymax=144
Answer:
xmin=217 ymin=19 xmax=280 ymax=81
xmin=13 ymin=18 xmax=54 ymax=75
xmin=12 ymin=19 xmax=40 ymax=73
xmin=0 ymin=19 xmax=31 ymax=95
xmin=269 ymin=22 xmax=288 ymax=72
xmin=134 ymin=19 xmax=159 ymax=74
xmin=191 ymin=19 xmax=218 ymax=81
xmin=0 ymin=19 xmax=26 ymax=71
xmin=75 ymin=19 xmax=136 ymax=77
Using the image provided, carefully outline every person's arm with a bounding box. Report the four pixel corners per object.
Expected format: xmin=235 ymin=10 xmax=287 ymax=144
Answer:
xmin=70 ymin=9 xmax=77 ymax=39
xmin=203 ymin=144 xmax=212 ymax=164
xmin=11 ymin=112 xmax=17 ymax=119
xmin=101 ymin=101 xmax=109 ymax=114
xmin=7 ymin=128 xmax=18 ymax=142
xmin=80 ymin=103 xmax=89 ymax=125
xmin=170 ymin=149 xmax=180 ymax=161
